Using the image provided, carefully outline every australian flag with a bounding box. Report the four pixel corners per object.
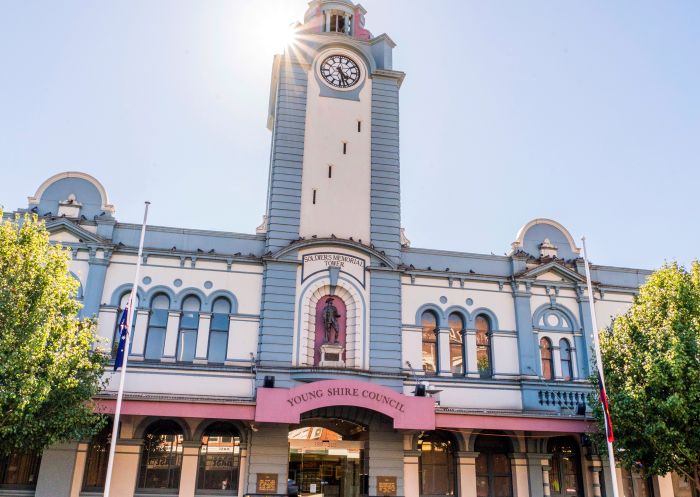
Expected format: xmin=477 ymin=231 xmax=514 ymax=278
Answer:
xmin=598 ymin=374 xmax=615 ymax=443
xmin=113 ymin=306 xmax=129 ymax=371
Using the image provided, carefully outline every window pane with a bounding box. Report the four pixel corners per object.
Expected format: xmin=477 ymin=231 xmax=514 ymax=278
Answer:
xmin=198 ymin=429 xmax=240 ymax=491
xmin=0 ymin=452 xmax=41 ymax=487
xmin=212 ymin=298 xmax=231 ymax=315
xmin=476 ymin=316 xmax=491 ymax=377
xmin=450 ymin=343 xmax=463 ymax=374
xmin=180 ymin=311 xmax=199 ymax=330
xmin=211 ymin=313 xmax=229 ymax=332
xmin=178 ymin=330 xmax=196 ymax=362
xmin=152 ymin=294 xmax=170 ymax=310
xmin=419 ymin=434 xmax=454 ymax=496
xmin=476 ymin=476 xmax=489 ymax=497
xmin=208 ymin=331 xmax=227 ymax=364
xmin=494 ymin=476 xmax=513 ymax=497
xmin=422 ymin=342 xmax=437 ymax=373
xmin=139 ymin=430 xmax=183 ymax=489
xmin=145 ymin=327 xmax=166 ymax=360
xmin=150 ymin=308 xmax=169 ymax=328
xmin=83 ymin=424 xmax=112 ymax=490
xmin=421 ymin=312 xmax=437 ymax=373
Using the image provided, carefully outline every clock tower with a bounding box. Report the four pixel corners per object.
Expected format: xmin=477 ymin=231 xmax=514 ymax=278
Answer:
xmin=263 ymin=0 xmax=404 ymax=260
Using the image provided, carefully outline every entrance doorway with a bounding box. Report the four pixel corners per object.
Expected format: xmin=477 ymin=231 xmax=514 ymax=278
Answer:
xmin=288 ymin=424 xmax=367 ymax=497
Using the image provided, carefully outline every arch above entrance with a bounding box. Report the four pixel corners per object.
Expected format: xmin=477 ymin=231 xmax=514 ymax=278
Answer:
xmin=255 ymin=379 xmax=435 ymax=430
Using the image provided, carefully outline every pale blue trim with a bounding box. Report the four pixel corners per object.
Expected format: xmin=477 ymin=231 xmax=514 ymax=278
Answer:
xmin=204 ymin=290 xmax=239 ymax=314
xmin=532 ymin=303 xmax=580 ymax=331
xmin=108 ymin=283 xmax=146 ymax=307
xmin=414 ymin=304 xmax=444 ymax=326
xmin=469 ymin=307 xmax=501 ymax=331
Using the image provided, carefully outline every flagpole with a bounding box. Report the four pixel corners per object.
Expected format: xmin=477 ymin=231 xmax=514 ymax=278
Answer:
xmin=103 ymin=201 xmax=150 ymax=497
xmin=582 ymin=236 xmax=620 ymax=497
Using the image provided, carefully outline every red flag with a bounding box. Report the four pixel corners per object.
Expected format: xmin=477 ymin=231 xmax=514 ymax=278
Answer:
xmin=598 ymin=375 xmax=614 ymax=442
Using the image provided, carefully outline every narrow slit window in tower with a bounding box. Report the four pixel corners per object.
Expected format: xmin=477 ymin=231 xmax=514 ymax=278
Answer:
xmin=343 ymin=142 xmax=347 ymax=154
xmin=328 ymin=165 xmax=333 ymax=178
xmin=312 ymin=189 xmax=317 ymax=204
xmin=357 ymin=120 xmax=362 ymax=132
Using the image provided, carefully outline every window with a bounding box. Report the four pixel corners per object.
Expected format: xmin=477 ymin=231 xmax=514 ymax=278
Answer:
xmin=421 ymin=311 xmax=438 ymax=374
xmin=329 ymin=14 xmax=346 ymax=33
xmin=475 ymin=435 xmax=513 ymax=497
xmin=197 ymin=422 xmax=241 ymax=491
xmin=548 ymin=437 xmax=583 ymax=497
xmin=418 ymin=432 xmax=455 ymax=497
xmin=0 ymin=452 xmax=41 ymax=489
xmin=448 ymin=313 xmax=464 ymax=375
xmin=138 ymin=420 xmax=184 ymax=490
xmin=621 ymin=468 xmax=653 ymax=497
xmin=328 ymin=165 xmax=333 ymax=178
xmin=145 ymin=293 xmax=170 ymax=360
xmin=178 ymin=296 xmax=200 ymax=362
xmin=559 ymin=339 xmax=573 ymax=381
xmin=540 ymin=337 xmax=553 ymax=380
xmin=476 ymin=315 xmax=492 ymax=378
xmin=357 ymin=120 xmax=362 ymax=132
xmin=312 ymin=189 xmax=317 ymax=204
xmin=111 ymin=292 xmax=138 ymax=357
xmin=208 ymin=298 xmax=231 ymax=364
xmin=342 ymin=142 xmax=347 ymax=154
xmin=83 ymin=422 xmax=112 ymax=491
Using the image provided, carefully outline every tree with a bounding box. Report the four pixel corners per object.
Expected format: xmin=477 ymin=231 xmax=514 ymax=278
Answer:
xmin=0 ymin=212 xmax=107 ymax=455
xmin=593 ymin=261 xmax=700 ymax=492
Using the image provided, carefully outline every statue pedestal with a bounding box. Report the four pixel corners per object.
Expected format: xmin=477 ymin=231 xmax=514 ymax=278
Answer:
xmin=319 ymin=343 xmax=345 ymax=368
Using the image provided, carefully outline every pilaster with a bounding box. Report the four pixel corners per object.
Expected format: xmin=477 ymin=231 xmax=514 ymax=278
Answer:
xmin=456 ymin=452 xmax=479 ymax=497
xmin=106 ymin=439 xmax=142 ymax=497
xmin=512 ymin=282 xmax=538 ymax=378
xmin=82 ymin=249 xmax=111 ymax=318
xmin=464 ymin=329 xmax=479 ymax=378
xmin=129 ymin=309 xmax=150 ymax=360
xmin=403 ymin=450 xmax=420 ymax=497
xmin=526 ymin=453 xmax=549 ymax=497
xmin=193 ymin=312 xmax=212 ymax=364
xmin=576 ymin=288 xmax=593 ymax=377
xmin=178 ymin=441 xmax=200 ymax=497
xmin=69 ymin=442 xmax=89 ymax=497
xmin=511 ymin=453 xmax=530 ymax=497
xmin=437 ymin=327 xmax=451 ymax=376
xmin=35 ymin=442 xmax=80 ymax=497
xmin=162 ymin=310 xmax=182 ymax=362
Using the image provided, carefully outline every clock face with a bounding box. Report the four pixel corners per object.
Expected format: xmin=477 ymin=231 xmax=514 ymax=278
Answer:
xmin=319 ymin=54 xmax=361 ymax=89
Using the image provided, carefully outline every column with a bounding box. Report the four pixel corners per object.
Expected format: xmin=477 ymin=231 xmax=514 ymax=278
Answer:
xmin=526 ymin=453 xmax=548 ymax=497
xmin=512 ymin=284 xmax=538 ymax=378
xmin=542 ymin=464 xmax=552 ymax=497
xmin=552 ymin=346 xmax=563 ymax=379
xmin=576 ymin=288 xmax=593 ymax=378
xmin=238 ymin=442 xmax=249 ymax=497
xmin=511 ymin=454 xmax=530 ymax=497
xmin=403 ymin=450 xmax=420 ymax=497
xmin=82 ymin=252 xmax=109 ymax=318
xmin=368 ymin=418 xmax=404 ymax=496
xmin=162 ymin=310 xmax=181 ymax=362
xmin=69 ymin=442 xmax=89 ymax=497
xmin=465 ymin=329 xmax=479 ymax=378
xmin=590 ymin=468 xmax=603 ymax=497
xmin=438 ymin=327 xmax=451 ymax=376
xmin=97 ymin=307 xmax=118 ymax=345
xmin=106 ymin=439 xmax=142 ymax=497
xmin=35 ymin=442 xmax=80 ymax=497
xmin=246 ymin=424 xmax=290 ymax=495
xmin=653 ymin=473 xmax=675 ymax=497
xmin=129 ymin=309 xmax=150 ymax=359
xmin=194 ymin=312 xmax=212 ymax=364
xmin=456 ymin=452 xmax=479 ymax=497
xmin=179 ymin=441 xmax=200 ymax=497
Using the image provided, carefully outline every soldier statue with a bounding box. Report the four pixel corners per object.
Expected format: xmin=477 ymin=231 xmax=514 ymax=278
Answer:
xmin=322 ymin=297 xmax=341 ymax=344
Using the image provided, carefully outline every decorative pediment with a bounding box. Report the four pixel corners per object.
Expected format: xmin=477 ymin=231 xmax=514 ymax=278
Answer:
xmin=519 ymin=261 xmax=586 ymax=284
xmin=45 ymin=219 xmax=106 ymax=245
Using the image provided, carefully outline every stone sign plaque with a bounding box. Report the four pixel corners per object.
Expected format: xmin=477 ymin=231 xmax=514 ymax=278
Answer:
xmin=376 ymin=476 xmax=397 ymax=496
xmin=256 ymin=473 xmax=278 ymax=493
xmin=301 ymin=252 xmax=366 ymax=287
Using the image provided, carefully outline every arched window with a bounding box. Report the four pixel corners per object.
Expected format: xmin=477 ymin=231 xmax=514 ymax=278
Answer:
xmin=0 ymin=452 xmax=41 ymax=489
xmin=559 ymin=339 xmax=573 ymax=381
xmin=448 ymin=313 xmax=465 ymax=375
xmin=208 ymin=298 xmax=231 ymax=364
xmin=418 ymin=432 xmax=455 ymax=497
xmin=178 ymin=296 xmax=201 ymax=362
xmin=83 ymin=421 xmax=112 ymax=491
xmin=475 ymin=435 xmax=513 ymax=497
xmin=548 ymin=437 xmax=583 ymax=497
xmin=540 ymin=337 xmax=553 ymax=380
xmin=112 ymin=292 xmax=139 ymax=358
xmin=197 ymin=422 xmax=241 ymax=491
xmin=476 ymin=315 xmax=492 ymax=378
xmin=145 ymin=294 xmax=170 ymax=360
xmin=138 ymin=420 xmax=184 ymax=490
xmin=421 ymin=311 xmax=438 ymax=374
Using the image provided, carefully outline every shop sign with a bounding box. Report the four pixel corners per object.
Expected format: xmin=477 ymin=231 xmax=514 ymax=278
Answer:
xmin=256 ymin=473 xmax=278 ymax=493
xmin=285 ymin=385 xmax=406 ymax=414
xmin=377 ymin=476 xmax=397 ymax=496
xmin=302 ymin=252 xmax=366 ymax=287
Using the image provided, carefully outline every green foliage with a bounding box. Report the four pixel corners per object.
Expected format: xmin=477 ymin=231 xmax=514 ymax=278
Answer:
xmin=592 ymin=261 xmax=700 ymax=491
xmin=0 ymin=212 xmax=108 ymax=455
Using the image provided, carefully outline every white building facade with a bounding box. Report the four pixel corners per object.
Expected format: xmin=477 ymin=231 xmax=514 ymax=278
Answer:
xmin=1 ymin=2 xmax=695 ymax=497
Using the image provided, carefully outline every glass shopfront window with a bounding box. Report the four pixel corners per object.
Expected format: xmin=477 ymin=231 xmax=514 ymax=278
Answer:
xmin=197 ymin=422 xmax=241 ymax=492
xmin=83 ymin=422 xmax=113 ymax=491
xmin=0 ymin=452 xmax=41 ymax=489
xmin=548 ymin=437 xmax=583 ymax=497
xmin=418 ymin=432 xmax=455 ymax=497
xmin=137 ymin=420 xmax=184 ymax=490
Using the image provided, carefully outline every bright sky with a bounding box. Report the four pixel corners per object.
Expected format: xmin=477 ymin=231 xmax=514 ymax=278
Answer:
xmin=1 ymin=1 xmax=698 ymax=270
